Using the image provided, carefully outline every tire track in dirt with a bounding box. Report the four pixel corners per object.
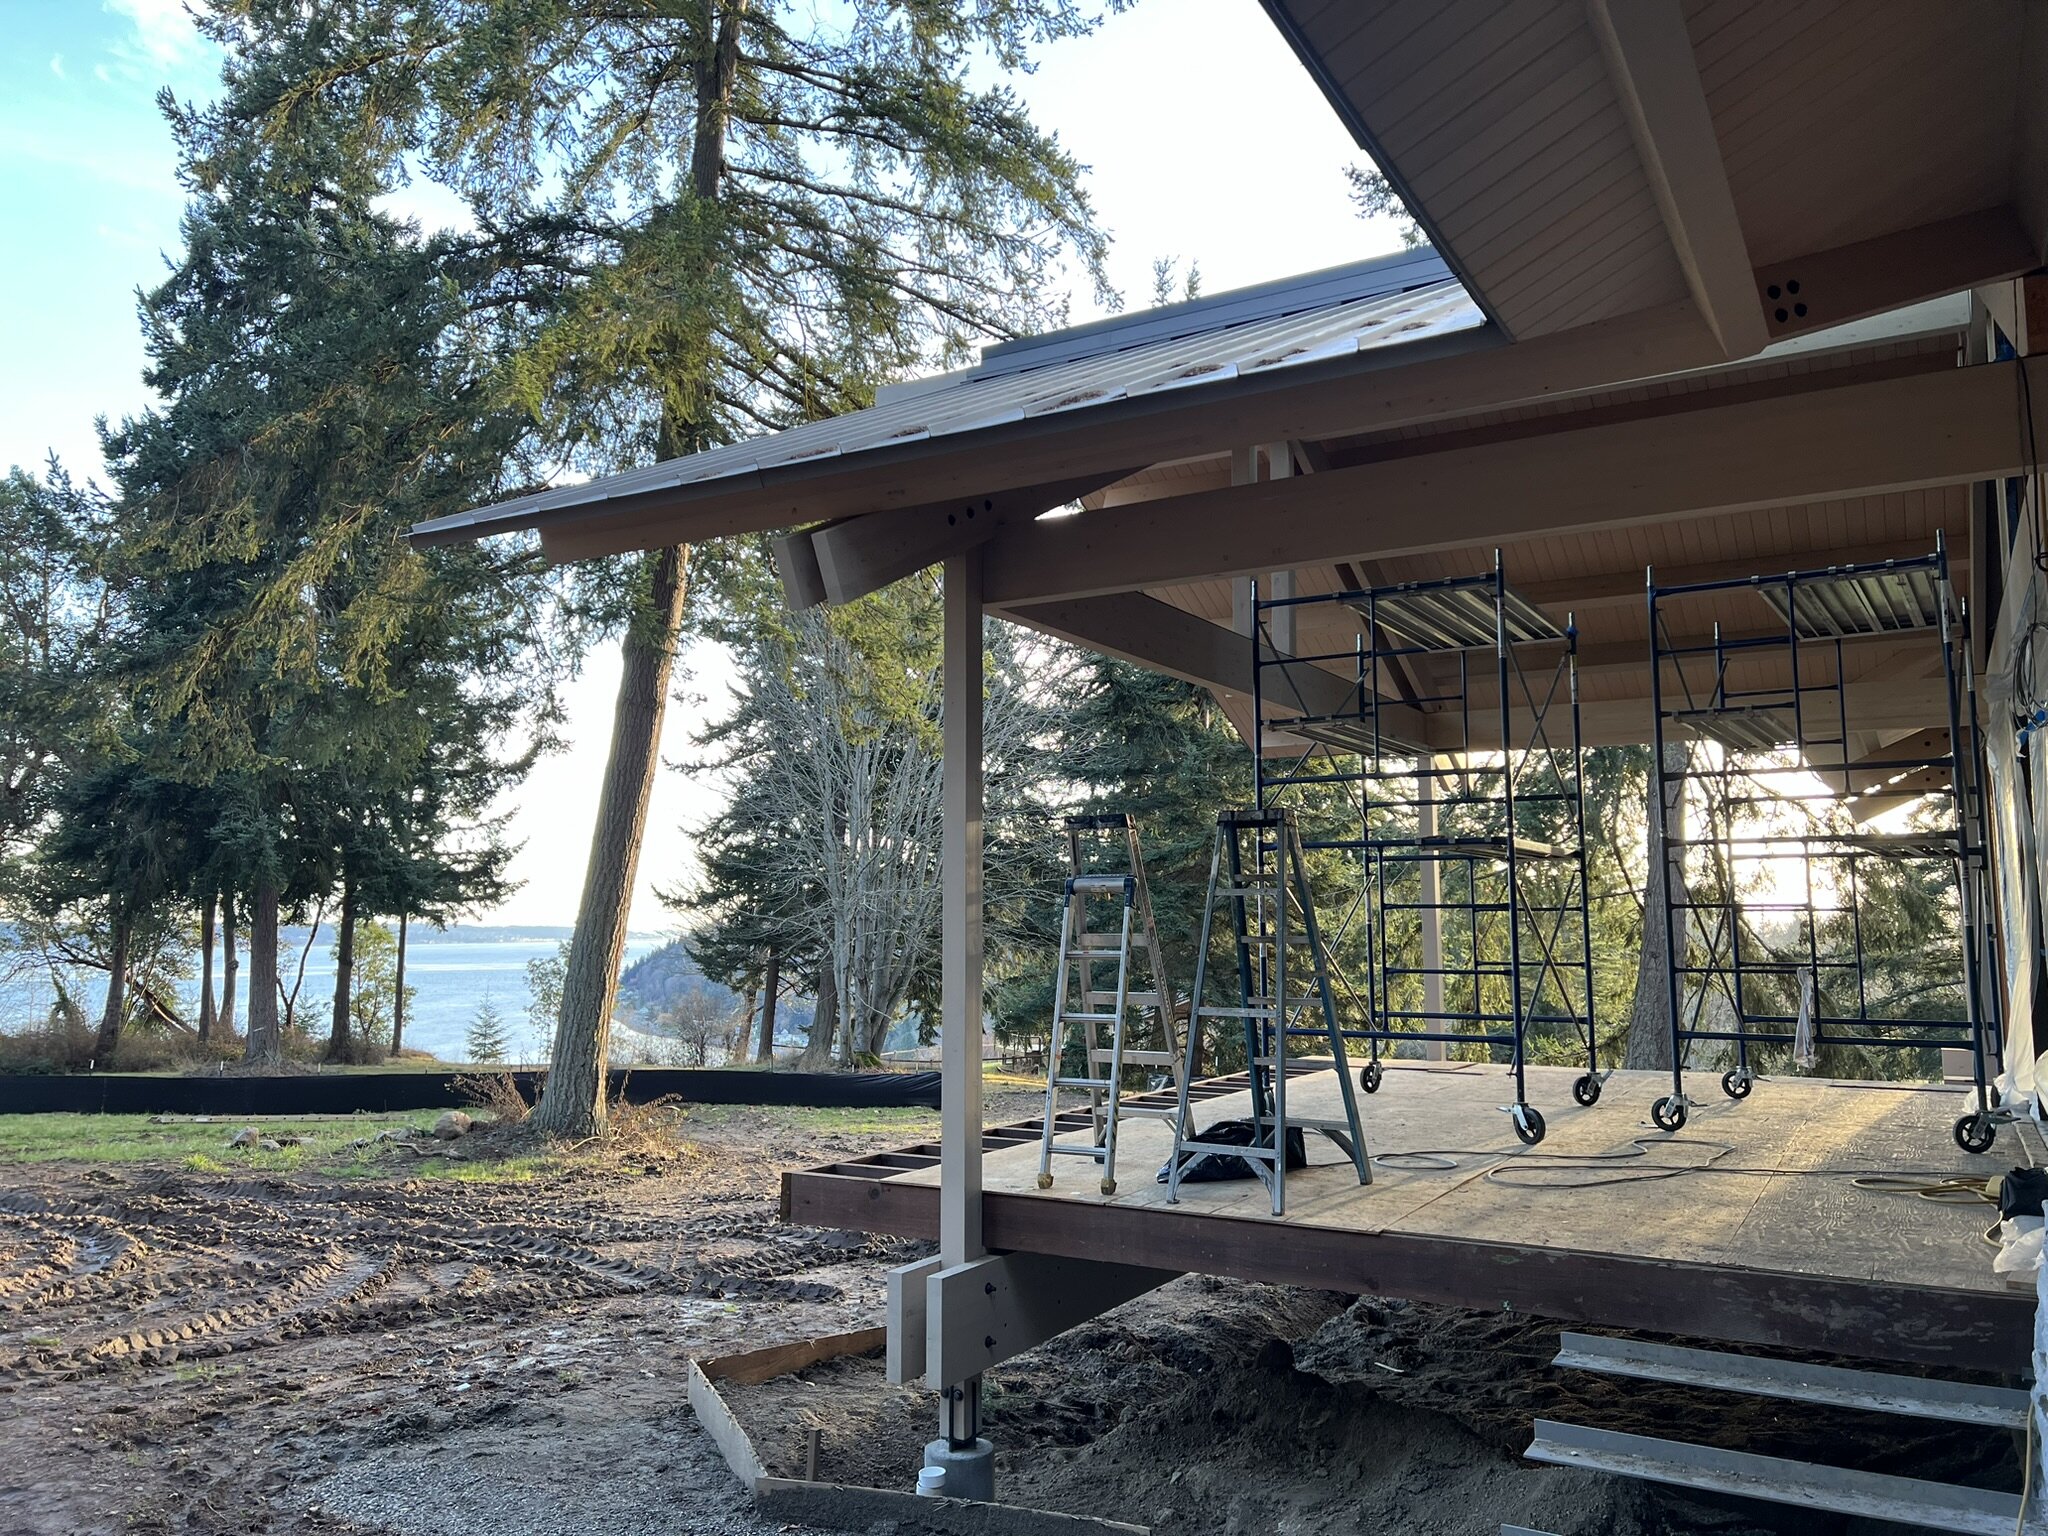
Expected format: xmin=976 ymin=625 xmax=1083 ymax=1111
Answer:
xmin=0 ymin=1167 xmax=912 ymax=1385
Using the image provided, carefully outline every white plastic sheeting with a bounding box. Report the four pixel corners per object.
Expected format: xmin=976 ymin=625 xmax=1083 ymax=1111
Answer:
xmin=1987 ymin=548 xmax=2047 ymax=1115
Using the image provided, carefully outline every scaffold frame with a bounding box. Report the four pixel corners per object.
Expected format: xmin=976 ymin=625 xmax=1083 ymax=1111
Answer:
xmin=1248 ymin=551 xmax=1600 ymax=1145
xmin=1644 ymin=536 xmax=2003 ymax=1152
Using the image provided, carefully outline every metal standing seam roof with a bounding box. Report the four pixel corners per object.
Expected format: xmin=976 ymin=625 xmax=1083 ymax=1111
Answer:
xmin=410 ymin=250 xmax=1481 ymax=544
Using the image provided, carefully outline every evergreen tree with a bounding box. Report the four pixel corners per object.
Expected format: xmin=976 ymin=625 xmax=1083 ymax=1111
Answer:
xmin=205 ymin=0 xmax=1122 ymax=1133
xmin=466 ymin=992 xmax=511 ymax=1064
xmin=97 ymin=56 xmax=568 ymax=1064
xmin=990 ymin=657 xmax=1250 ymax=1049
xmin=0 ymin=466 xmax=114 ymax=869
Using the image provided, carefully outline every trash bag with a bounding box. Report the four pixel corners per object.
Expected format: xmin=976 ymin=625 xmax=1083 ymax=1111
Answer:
xmin=2001 ymin=1166 xmax=2048 ymax=1219
xmin=1155 ymin=1119 xmax=1307 ymax=1183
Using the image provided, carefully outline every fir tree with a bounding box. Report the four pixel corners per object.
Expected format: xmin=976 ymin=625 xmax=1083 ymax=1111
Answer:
xmin=204 ymin=0 xmax=1124 ymax=1133
xmin=97 ymin=59 xmax=568 ymax=1064
xmin=466 ymin=992 xmax=510 ymax=1065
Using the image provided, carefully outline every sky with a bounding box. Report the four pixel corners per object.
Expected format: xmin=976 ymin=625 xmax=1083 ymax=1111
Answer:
xmin=0 ymin=0 xmax=1403 ymax=931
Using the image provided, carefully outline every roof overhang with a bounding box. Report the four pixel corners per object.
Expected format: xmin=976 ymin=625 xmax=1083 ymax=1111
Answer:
xmin=1260 ymin=0 xmax=2047 ymax=357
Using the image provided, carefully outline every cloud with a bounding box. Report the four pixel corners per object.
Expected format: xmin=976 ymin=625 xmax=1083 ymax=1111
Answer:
xmin=103 ymin=0 xmax=202 ymax=69
xmin=49 ymin=54 xmax=66 ymax=79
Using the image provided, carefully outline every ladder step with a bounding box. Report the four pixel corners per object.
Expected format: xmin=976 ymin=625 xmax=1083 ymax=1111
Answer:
xmin=1198 ymin=1006 xmax=1277 ymax=1019
xmin=1089 ymin=1049 xmax=1177 ymax=1066
xmin=1075 ymin=935 xmax=1131 ymax=952
xmin=1060 ymin=1011 xmax=1120 ymax=1025
xmin=1052 ymin=1075 xmax=1112 ymax=1090
xmin=1551 ymin=1334 xmax=2025 ymax=1429
xmin=1525 ymin=1420 xmax=2019 ymax=1535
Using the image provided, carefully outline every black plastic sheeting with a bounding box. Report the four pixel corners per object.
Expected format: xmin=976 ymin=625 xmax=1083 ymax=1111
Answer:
xmin=0 ymin=1068 xmax=942 ymax=1118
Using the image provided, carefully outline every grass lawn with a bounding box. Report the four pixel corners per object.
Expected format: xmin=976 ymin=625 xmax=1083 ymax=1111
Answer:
xmin=0 ymin=1110 xmax=507 ymax=1178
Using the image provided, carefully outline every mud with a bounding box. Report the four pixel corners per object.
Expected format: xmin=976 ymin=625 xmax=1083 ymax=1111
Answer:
xmin=0 ymin=1105 xmax=934 ymax=1536
xmin=0 ymin=1096 xmax=2023 ymax=1536
xmin=724 ymin=1279 xmax=2025 ymax=1536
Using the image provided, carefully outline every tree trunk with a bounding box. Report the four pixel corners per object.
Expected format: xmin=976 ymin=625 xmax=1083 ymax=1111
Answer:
xmin=1624 ymin=745 xmax=1688 ymax=1070
xmin=219 ymin=895 xmax=239 ymax=1038
xmin=798 ymin=962 xmax=836 ymax=1070
xmin=756 ymin=949 xmax=779 ymax=1063
xmin=326 ymin=874 xmax=357 ymax=1063
xmin=95 ymin=917 xmax=131 ymax=1068
xmin=244 ymin=882 xmax=282 ymax=1064
xmin=533 ymin=544 xmax=689 ymax=1137
xmin=198 ymin=893 xmax=217 ymax=1044
xmin=735 ymin=981 xmax=758 ymax=1061
xmin=532 ymin=3 xmax=743 ymax=1136
xmin=392 ymin=912 xmax=408 ymax=1056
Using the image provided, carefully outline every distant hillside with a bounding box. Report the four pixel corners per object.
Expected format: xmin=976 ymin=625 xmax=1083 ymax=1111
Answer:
xmin=616 ymin=937 xmax=816 ymax=1046
xmin=616 ymin=939 xmax=738 ymax=1024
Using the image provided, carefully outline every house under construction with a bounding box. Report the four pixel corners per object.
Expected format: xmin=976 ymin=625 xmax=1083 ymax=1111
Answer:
xmin=416 ymin=1 xmax=2048 ymax=1523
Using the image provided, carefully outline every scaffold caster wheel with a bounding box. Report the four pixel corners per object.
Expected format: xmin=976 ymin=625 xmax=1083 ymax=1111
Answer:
xmin=1035 ymin=1172 xmax=1054 ymax=1190
xmin=1100 ymin=1178 xmax=1117 ymax=1196
xmin=1361 ymin=1060 xmax=1383 ymax=1094
xmin=1512 ymin=1105 xmax=1546 ymax=1145
xmin=1651 ymin=1096 xmax=1687 ymax=1133
xmin=1572 ymin=1073 xmax=1601 ymax=1107
xmin=1954 ymin=1113 xmax=1997 ymax=1155
xmin=1720 ymin=1070 xmax=1752 ymax=1101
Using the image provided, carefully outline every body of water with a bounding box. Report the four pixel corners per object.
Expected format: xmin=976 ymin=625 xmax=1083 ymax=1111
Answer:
xmin=1 ymin=931 xmax=665 ymax=1064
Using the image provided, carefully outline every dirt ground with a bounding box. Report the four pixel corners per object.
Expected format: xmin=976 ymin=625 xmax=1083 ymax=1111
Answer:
xmin=0 ymin=1094 xmax=2022 ymax=1536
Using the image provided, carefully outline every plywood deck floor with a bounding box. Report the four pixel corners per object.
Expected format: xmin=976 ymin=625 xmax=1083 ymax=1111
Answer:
xmin=785 ymin=1063 xmax=2030 ymax=1373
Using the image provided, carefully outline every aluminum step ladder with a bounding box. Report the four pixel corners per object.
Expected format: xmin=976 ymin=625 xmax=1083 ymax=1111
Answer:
xmin=1165 ymin=808 xmax=1372 ymax=1216
xmin=1035 ymin=814 xmax=1183 ymax=1196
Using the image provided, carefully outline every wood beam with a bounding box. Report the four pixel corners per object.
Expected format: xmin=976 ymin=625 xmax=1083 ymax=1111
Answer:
xmin=981 ymin=358 xmax=2048 ymax=607
xmin=798 ymin=473 xmax=1121 ymax=608
xmin=1754 ymin=207 xmax=2037 ymax=345
xmin=1000 ymin=593 xmax=1429 ymax=745
xmin=771 ymin=526 xmax=827 ymax=610
xmin=1587 ymin=0 xmax=1765 ymax=358
xmin=781 ymin=1168 xmax=2026 ymax=1375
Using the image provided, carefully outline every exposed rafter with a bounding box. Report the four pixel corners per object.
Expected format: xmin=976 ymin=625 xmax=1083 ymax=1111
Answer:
xmin=1586 ymin=0 xmax=1765 ymax=359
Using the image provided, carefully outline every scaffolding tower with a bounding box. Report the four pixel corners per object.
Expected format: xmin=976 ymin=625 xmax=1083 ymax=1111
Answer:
xmin=1645 ymin=538 xmax=2003 ymax=1153
xmin=1250 ymin=552 xmax=1600 ymax=1145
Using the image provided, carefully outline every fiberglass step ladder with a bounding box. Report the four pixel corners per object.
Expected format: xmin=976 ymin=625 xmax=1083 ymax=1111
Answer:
xmin=1035 ymin=814 xmax=1184 ymax=1196
xmin=1166 ymin=808 xmax=1372 ymax=1217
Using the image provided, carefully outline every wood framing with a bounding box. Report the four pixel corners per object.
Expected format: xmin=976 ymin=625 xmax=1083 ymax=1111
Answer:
xmin=982 ymin=359 xmax=2048 ymax=607
xmin=940 ymin=550 xmax=984 ymax=1275
xmin=797 ymin=473 xmax=1124 ymax=609
xmin=1002 ymin=593 xmax=1427 ymax=742
xmin=1754 ymin=208 xmax=2038 ymax=343
xmin=785 ymin=1068 xmax=2027 ymax=1378
xmin=1586 ymin=0 xmax=1764 ymax=358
